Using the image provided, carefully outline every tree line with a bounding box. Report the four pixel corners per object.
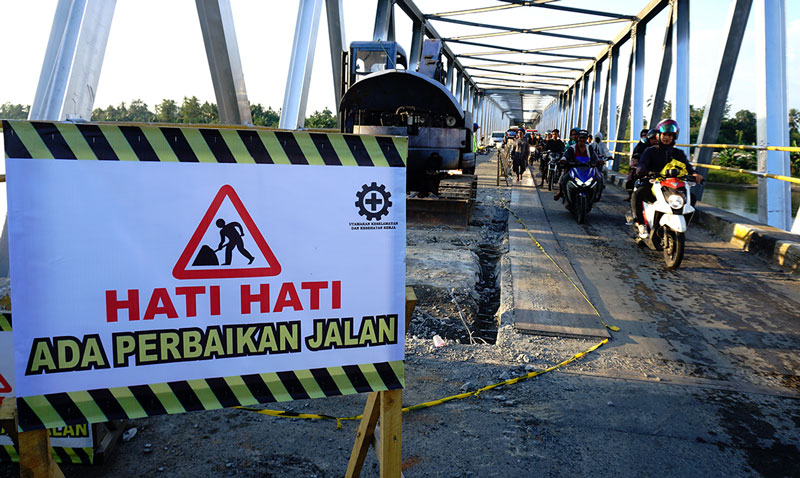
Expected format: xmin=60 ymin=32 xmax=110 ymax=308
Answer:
xmin=0 ymin=97 xmax=338 ymax=129
xmin=613 ymin=101 xmax=800 ymax=177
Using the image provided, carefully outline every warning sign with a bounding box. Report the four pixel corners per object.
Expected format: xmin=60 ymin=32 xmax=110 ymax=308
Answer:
xmin=0 ymin=331 xmax=13 ymax=405
xmin=173 ymin=185 xmax=282 ymax=279
xmin=3 ymin=121 xmax=407 ymax=431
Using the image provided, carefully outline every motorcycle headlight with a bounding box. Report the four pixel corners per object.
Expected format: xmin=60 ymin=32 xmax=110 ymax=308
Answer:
xmin=584 ymin=177 xmax=594 ymax=186
xmin=668 ymin=194 xmax=685 ymax=209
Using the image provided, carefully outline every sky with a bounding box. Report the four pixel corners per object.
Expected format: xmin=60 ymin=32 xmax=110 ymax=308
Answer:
xmin=0 ymin=0 xmax=799 ymax=120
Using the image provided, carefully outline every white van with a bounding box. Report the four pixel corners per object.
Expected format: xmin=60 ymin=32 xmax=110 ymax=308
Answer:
xmin=491 ymin=131 xmax=505 ymax=147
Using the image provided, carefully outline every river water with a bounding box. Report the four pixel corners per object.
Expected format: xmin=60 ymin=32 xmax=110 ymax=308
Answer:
xmin=701 ymin=183 xmax=800 ymax=223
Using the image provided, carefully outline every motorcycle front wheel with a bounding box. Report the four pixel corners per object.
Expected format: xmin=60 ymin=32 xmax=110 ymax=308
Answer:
xmin=663 ymin=228 xmax=685 ymax=269
xmin=548 ymin=169 xmax=556 ymax=191
xmin=576 ymin=195 xmax=588 ymax=224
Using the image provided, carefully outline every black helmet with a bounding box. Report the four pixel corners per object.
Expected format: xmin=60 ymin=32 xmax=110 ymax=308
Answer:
xmin=646 ymin=129 xmax=658 ymax=139
xmin=577 ymin=129 xmax=589 ymax=138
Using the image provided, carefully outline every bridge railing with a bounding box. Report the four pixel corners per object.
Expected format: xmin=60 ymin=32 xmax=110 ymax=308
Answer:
xmin=604 ymin=139 xmax=800 ymax=185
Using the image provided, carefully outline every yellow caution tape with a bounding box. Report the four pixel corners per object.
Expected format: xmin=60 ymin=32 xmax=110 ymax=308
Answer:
xmin=690 ymin=163 xmax=800 ymax=185
xmin=234 ymin=407 xmax=346 ymax=429
xmin=236 ymin=337 xmax=609 ymax=428
xmin=235 ymin=179 xmax=617 ymax=427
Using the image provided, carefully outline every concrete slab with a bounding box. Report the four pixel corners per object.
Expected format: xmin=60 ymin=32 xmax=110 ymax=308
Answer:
xmin=507 ymin=173 xmax=611 ymax=339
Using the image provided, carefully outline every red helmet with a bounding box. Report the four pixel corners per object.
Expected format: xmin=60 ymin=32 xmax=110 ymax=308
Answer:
xmin=656 ymin=119 xmax=680 ymax=139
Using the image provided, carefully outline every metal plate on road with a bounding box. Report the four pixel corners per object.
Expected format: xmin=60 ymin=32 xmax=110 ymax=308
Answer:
xmin=507 ymin=183 xmax=610 ymax=339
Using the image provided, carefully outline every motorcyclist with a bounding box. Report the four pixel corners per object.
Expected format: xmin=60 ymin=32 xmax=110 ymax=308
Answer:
xmin=564 ymin=127 xmax=579 ymax=152
xmin=542 ymin=129 xmax=565 ymax=186
xmin=589 ymin=132 xmax=613 ymax=168
xmin=554 ymin=129 xmax=602 ymax=201
xmin=544 ymin=129 xmax=565 ymax=153
xmin=626 ymin=129 xmax=659 ymax=199
xmin=631 ymin=119 xmax=703 ymax=238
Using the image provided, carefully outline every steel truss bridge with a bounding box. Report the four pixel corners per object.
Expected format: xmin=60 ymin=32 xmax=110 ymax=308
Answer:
xmin=24 ymin=0 xmax=799 ymax=231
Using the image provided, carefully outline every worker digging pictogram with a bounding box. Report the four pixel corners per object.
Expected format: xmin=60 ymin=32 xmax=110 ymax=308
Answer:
xmin=355 ymin=182 xmax=392 ymax=221
xmin=173 ymin=185 xmax=281 ymax=280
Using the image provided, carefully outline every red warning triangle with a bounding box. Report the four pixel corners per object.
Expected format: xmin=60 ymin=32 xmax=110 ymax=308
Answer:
xmin=0 ymin=373 xmax=11 ymax=394
xmin=173 ymin=185 xmax=282 ymax=280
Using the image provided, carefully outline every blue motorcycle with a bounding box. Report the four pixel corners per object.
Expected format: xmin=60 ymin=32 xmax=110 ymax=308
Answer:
xmin=560 ymin=156 xmax=603 ymax=224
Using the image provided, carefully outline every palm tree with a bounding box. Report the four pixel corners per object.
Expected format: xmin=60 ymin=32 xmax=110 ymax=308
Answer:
xmin=789 ymin=108 xmax=800 ymax=134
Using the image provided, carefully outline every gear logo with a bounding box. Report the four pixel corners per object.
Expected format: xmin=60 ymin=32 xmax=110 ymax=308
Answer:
xmin=355 ymin=182 xmax=392 ymax=221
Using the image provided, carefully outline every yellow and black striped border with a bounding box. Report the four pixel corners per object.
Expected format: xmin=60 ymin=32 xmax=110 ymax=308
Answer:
xmin=18 ymin=361 xmax=403 ymax=432
xmin=0 ymin=444 xmax=93 ymax=464
xmin=2 ymin=120 xmax=407 ymax=167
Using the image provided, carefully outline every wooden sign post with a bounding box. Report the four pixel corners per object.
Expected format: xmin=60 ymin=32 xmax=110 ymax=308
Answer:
xmin=346 ymin=287 xmax=415 ymax=478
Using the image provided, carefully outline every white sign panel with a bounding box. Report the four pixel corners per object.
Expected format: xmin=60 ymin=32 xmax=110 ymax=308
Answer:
xmin=5 ymin=124 xmax=406 ymax=427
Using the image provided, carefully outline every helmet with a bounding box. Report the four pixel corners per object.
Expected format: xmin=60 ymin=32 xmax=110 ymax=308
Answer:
xmin=646 ymin=128 xmax=658 ymax=139
xmin=473 ymin=122 xmax=480 ymax=130
xmin=577 ymin=129 xmax=589 ymax=138
xmin=656 ymin=119 xmax=680 ymax=138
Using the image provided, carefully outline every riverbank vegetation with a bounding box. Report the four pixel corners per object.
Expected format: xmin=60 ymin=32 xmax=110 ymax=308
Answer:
xmin=0 ymin=98 xmax=338 ymax=128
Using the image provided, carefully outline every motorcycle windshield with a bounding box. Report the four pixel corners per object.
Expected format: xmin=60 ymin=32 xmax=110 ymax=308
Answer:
xmin=570 ymin=167 xmax=598 ymax=183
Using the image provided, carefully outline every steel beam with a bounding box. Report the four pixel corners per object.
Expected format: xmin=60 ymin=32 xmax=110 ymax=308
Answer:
xmin=631 ymin=23 xmax=646 ymax=140
xmin=613 ymin=48 xmax=634 ymax=171
xmin=601 ymin=49 xmax=617 ymax=139
xmin=409 ymin=20 xmax=424 ymax=71
xmin=394 ymin=0 xmax=480 ymax=93
xmin=755 ymin=0 xmax=792 ymax=230
xmin=455 ymin=70 xmax=464 ymax=104
xmin=279 ymin=0 xmax=322 ymax=129
xmin=580 ymin=72 xmax=589 ymax=128
xmin=431 ymin=16 xmax=610 ymax=43
xmin=649 ymin=4 xmax=674 ymax=128
xmin=373 ymin=0 xmax=393 ymax=41
xmin=453 ymin=39 xmax=594 ymax=60
xmin=674 ymin=0 xmax=690 ymax=156
xmin=30 ymin=0 xmax=116 ymax=121
xmin=325 ymin=0 xmax=346 ymax=111
xmin=465 ymin=67 xmax=573 ymax=80
xmin=196 ymin=0 xmax=252 ymax=125
xmin=693 ymin=0 xmax=753 ymax=193
xmin=457 ymin=56 xmax=584 ymax=71
xmin=591 ymin=61 xmax=603 ymax=133
xmin=517 ymin=2 xmax=636 ymax=20
xmin=445 ymin=60 xmax=454 ymax=91
xmin=387 ymin=8 xmax=396 ymax=42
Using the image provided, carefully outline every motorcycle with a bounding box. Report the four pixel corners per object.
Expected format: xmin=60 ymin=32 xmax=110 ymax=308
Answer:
xmin=630 ymin=169 xmax=696 ymax=269
xmin=558 ymin=156 xmax=603 ymax=224
xmin=545 ymin=151 xmax=562 ymax=191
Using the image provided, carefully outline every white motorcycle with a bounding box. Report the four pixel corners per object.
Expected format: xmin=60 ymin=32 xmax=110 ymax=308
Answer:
xmin=630 ymin=169 xmax=696 ymax=269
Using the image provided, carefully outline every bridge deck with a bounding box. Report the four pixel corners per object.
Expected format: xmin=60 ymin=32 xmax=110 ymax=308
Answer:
xmin=501 ymin=150 xmax=800 ymax=397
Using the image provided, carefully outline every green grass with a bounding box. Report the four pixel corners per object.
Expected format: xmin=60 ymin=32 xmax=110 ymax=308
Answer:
xmin=706 ymin=169 xmax=758 ymax=184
